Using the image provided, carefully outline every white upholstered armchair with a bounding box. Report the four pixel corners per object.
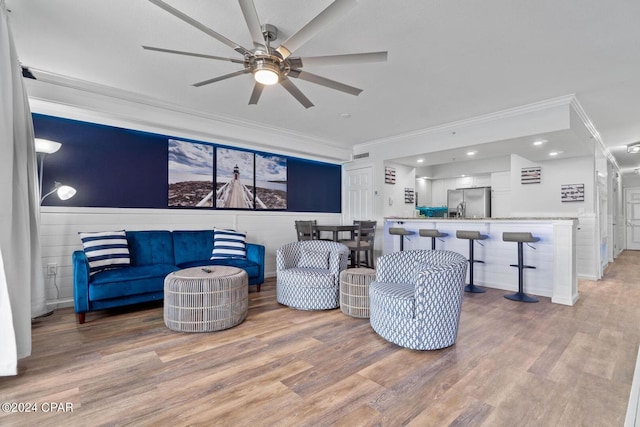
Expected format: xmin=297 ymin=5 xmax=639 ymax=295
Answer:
xmin=276 ymin=240 xmax=349 ymax=310
xmin=369 ymin=250 xmax=468 ymax=350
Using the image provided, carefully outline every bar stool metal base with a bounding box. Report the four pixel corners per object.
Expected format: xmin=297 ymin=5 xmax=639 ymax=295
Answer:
xmin=465 ymin=284 xmax=486 ymax=293
xmin=504 ymin=292 xmax=538 ymax=303
xmin=456 ymin=230 xmax=488 ymax=294
xmin=503 ymin=232 xmax=540 ymax=303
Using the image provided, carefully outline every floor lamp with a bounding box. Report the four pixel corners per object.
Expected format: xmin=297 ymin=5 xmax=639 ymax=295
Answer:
xmin=35 ymin=138 xmax=77 ymax=203
xmin=33 ymin=138 xmax=76 ymax=319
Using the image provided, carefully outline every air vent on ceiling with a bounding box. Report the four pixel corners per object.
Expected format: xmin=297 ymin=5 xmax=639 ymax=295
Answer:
xmin=353 ymin=152 xmax=369 ymax=160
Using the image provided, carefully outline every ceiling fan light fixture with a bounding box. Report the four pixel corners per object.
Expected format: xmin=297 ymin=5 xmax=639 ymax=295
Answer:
xmin=254 ymin=59 xmax=280 ymax=85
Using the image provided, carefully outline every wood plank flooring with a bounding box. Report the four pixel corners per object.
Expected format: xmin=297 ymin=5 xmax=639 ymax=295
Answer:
xmin=2 ymin=251 xmax=640 ymax=426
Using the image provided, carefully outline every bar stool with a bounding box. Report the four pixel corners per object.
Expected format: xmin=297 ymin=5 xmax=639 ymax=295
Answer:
xmin=388 ymin=227 xmax=413 ymax=251
xmin=503 ymin=232 xmax=539 ymax=303
xmin=419 ymin=229 xmax=448 ymax=250
xmin=456 ymin=230 xmax=488 ymax=293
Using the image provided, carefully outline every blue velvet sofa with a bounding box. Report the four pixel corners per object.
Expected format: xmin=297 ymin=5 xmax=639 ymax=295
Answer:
xmin=72 ymin=230 xmax=265 ymax=324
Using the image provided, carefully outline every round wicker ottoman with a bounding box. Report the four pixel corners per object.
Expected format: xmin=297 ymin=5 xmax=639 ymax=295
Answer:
xmin=340 ymin=267 xmax=376 ymax=318
xmin=164 ymin=266 xmax=248 ymax=332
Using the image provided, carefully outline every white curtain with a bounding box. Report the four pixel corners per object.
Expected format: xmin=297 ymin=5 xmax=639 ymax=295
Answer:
xmin=0 ymin=0 xmax=47 ymax=376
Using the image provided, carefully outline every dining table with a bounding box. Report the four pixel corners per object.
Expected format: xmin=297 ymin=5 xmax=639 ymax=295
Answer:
xmin=312 ymin=224 xmax=357 ymax=242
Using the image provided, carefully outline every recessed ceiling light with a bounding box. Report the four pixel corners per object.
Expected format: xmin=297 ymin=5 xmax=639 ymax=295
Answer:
xmin=417 ymin=159 xmax=424 ymax=163
xmin=461 ymin=174 xmax=466 ymax=177
xmin=628 ymin=142 xmax=640 ymax=153
xmin=549 ymin=151 xmax=560 ymax=156
xmin=467 ymin=151 xmax=477 ymax=156
xmin=533 ymin=140 xmax=547 ymax=146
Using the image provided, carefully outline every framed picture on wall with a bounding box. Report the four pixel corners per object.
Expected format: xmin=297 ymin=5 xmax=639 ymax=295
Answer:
xmin=167 ymin=139 xmax=214 ymax=207
xmin=521 ymin=166 xmax=541 ymax=184
xmin=255 ymin=153 xmax=287 ymax=209
xmin=404 ymin=188 xmax=414 ymax=204
xmin=561 ymin=183 xmax=585 ymax=202
xmin=216 ymin=147 xmax=255 ymax=209
xmin=385 ymin=167 xmax=396 ymax=184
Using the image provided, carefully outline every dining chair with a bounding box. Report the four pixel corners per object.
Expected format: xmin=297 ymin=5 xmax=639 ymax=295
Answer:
xmin=294 ymin=220 xmax=317 ymax=241
xmin=342 ymin=220 xmax=377 ymax=268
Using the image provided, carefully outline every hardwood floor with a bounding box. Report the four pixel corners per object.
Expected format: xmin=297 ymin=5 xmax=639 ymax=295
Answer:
xmin=2 ymin=251 xmax=640 ymax=426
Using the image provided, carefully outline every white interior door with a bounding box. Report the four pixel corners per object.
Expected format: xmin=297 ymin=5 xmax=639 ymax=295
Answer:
xmin=625 ymin=187 xmax=640 ymax=250
xmin=344 ymin=166 xmax=373 ymax=224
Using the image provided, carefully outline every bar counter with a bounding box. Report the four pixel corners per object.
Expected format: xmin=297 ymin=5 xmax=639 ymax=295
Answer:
xmin=383 ymin=217 xmax=578 ymax=305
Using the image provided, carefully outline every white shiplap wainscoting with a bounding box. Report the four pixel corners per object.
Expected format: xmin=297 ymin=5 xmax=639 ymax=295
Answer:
xmin=575 ymin=214 xmax=599 ymax=280
xmin=39 ymin=207 xmax=342 ymax=311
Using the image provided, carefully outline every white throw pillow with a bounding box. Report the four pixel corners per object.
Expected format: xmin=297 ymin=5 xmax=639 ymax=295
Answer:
xmin=78 ymin=230 xmax=130 ymax=275
xmin=211 ymin=228 xmax=247 ymax=259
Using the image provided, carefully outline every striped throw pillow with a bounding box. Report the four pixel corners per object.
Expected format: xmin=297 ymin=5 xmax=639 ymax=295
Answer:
xmin=211 ymin=229 xmax=247 ymax=259
xmin=79 ymin=230 xmax=130 ymax=275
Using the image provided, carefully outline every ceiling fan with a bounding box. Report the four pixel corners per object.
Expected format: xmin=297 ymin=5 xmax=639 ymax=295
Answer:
xmin=143 ymin=0 xmax=387 ymax=108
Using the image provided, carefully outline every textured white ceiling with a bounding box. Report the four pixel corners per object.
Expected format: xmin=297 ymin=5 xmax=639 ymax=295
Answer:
xmin=7 ymin=0 xmax=640 ymax=170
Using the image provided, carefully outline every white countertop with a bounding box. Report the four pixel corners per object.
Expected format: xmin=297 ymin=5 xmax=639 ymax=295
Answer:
xmin=385 ymin=217 xmax=577 ymax=221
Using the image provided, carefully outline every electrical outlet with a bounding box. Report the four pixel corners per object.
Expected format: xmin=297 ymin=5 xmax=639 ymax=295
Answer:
xmin=47 ymin=263 xmax=57 ymax=276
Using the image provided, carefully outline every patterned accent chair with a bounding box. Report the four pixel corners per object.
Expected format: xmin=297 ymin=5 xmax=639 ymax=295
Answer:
xmin=276 ymin=240 xmax=350 ymax=310
xmin=369 ymin=250 xmax=468 ymax=350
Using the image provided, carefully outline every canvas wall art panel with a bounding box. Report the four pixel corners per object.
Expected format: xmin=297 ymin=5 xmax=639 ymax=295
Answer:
xmin=168 ymin=139 xmax=214 ymax=207
xmin=216 ymin=147 xmax=255 ymax=209
xmin=255 ymin=154 xmax=287 ymax=209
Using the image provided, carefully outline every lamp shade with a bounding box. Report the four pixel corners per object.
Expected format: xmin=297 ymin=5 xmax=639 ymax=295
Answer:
xmin=56 ymin=185 xmax=77 ymax=200
xmin=35 ymin=138 xmax=62 ymax=154
xmin=41 ymin=181 xmax=77 ymax=203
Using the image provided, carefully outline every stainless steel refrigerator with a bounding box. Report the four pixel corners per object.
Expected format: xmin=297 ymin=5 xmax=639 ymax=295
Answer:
xmin=447 ymin=187 xmax=491 ymax=218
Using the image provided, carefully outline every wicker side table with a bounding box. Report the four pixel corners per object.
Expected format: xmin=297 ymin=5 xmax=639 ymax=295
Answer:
xmin=340 ymin=268 xmax=376 ymax=318
xmin=164 ymin=266 xmax=248 ymax=332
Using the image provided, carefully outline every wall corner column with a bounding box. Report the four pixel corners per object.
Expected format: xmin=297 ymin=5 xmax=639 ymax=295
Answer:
xmin=552 ymin=219 xmax=579 ymax=305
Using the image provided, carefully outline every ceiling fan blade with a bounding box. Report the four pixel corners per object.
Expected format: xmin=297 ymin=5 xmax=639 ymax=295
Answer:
xmin=238 ymin=0 xmax=266 ymax=50
xmin=248 ymin=83 xmax=264 ymax=105
xmin=147 ymin=0 xmax=252 ymax=56
xmin=295 ymin=51 xmax=387 ymax=67
xmin=276 ymin=0 xmax=357 ymax=59
xmin=142 ymin=46 xmax=245 ymax=63
xmin=192 ymin=69 xmax=250 ymax=87
xmin=289 ymin=69 xmax=362 ymax=96
xmin=280 ymin=78 xmax=314 ymax=108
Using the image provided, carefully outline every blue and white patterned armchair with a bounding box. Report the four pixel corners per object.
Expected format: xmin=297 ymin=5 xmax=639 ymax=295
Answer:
xmin=369 ymin=250 xmax=468 ymax=350
xmin=276 ymin=240 xmax=350 ymax=310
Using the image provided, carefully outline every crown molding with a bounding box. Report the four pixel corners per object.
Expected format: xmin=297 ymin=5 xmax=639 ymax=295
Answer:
xmin=25 ymin=67 xmax=351 ymax=162
xmin=569 ymin=96 xmax=620 ymax=170
xmin=354 ymin=94 xmax=577 ymax=151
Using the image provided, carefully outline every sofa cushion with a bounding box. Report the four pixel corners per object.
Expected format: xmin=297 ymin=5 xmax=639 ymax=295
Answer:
xmin=78 ymin=230 xmax=130 ymax=275
xmin=172 ymin=230 xmax=215 ymax=266
xmin=127 ymin=230 xmax=174 ymax=266
xmin=177 ymin=258 xmax=260 ymax=279
xmin=277 ymin=268 xmax=335 ymax=289
xmin=89 ymin=264 xmax=178 ymax=301
xmin=211 ymin=228 xmax=246 ymax=259
xmin=370 ymin=281 xmax=415 ymax=319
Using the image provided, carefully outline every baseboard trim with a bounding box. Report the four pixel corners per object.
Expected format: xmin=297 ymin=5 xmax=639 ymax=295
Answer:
xmin=625 ymin=345 xmax=640 ymax=427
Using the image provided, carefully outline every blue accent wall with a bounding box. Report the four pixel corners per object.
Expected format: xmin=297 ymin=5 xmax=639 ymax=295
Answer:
xmin=33 ymin=114 xmax=341 ymax=213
